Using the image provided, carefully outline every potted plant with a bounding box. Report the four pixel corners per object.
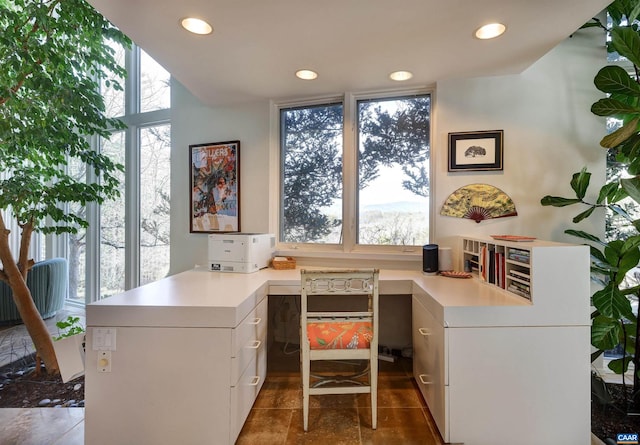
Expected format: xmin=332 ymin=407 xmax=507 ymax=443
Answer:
xmin=541 ymin=0 xmax=640 ymax=428
xmin=52 ymin=315 xmax=85 ymax=383
xmin=0 ymin=0 xmax=130 ymax=377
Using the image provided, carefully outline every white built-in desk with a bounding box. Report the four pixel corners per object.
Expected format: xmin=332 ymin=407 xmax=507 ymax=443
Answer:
xmin=85 ymin=240 xmax=590 ymax=445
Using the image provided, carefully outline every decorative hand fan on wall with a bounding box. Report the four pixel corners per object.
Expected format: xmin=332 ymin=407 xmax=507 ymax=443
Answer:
xmin=440 ymin=184 xmax=517 ymax=223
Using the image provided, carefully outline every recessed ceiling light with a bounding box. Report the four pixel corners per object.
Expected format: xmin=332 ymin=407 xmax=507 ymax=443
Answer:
xmin=181 ymin=17 xmax=213 ymax=35
xmin=475 ymin=23 xmax=506 ymax=39
xmin=295 ymin=69 xmax=318 ymax=80
xmin=389 ymin=70 xmax=413 ymax=81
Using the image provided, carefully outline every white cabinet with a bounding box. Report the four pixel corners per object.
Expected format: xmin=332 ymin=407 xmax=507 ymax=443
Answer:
xmin=85 ymin=284 xmax=268 ymax=445
xmin=412 ymin=294 xmax=448 ymax=441
xmin=412 ymin=236 xmax=591 ymax=445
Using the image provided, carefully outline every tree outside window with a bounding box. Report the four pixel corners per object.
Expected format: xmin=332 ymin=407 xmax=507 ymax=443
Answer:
xmin=280 ymin=93 xmax=431 ymax=247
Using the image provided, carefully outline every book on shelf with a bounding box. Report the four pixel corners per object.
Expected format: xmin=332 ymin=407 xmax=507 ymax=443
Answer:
xmin=509 ymin=280 xmax=530 ymax=293
xmin=498 ymin=252 xmax=506 ymax=289
xmin=480 ymin=245 xmax=487 ymax=282
xmin=488 ymin=248 xmax=496 ymax=284
xmin=508 ymin=252 xmax=530 ymax=264
xmin=508 ymin=285 xmax=531 ymax=299
xmin=509 ymin=270 xmax=530 ymax=282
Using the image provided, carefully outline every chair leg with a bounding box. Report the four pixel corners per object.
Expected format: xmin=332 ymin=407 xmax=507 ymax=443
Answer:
xmin=302 ymin=352 xmax=310 ymax=431
xmin=371 ymin=357 xmax=378 ymax=429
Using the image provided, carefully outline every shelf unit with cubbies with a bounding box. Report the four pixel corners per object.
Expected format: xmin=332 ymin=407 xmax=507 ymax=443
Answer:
xmin=461 ymin=236 xmax=533 ymax=300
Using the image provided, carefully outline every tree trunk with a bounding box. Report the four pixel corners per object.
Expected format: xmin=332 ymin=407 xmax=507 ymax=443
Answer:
xmin=8 ymin=273 xmax=60 ymax=374
xmin=0 ymin=217 xmax=59 ymax=375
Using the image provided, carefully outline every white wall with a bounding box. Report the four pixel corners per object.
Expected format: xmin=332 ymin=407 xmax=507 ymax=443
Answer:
xmin=434 ymin=28 xmax=607 ymax=257
xmin=170 ymin=27 xmax=607 ymax=275
xmin=170 ymin=87 xmax=271 ymax=274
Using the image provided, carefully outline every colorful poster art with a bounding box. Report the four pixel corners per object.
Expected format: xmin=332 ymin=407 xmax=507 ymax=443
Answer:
xmin=189 ymin=140 xmax=240 ymax=233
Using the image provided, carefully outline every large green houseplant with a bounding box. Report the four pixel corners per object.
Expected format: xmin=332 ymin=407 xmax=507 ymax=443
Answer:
xmin=0 ymin=0 xmax=130 ymax=375
xmin=541 ymin=0 xmax=640 ymax=409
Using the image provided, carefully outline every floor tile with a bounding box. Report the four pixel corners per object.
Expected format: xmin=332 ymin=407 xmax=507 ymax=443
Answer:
xmin=236 ymin=408 xmax=292 ymax=445
xmin=253 ymin=375 xmax=301 ymax=409
xmin=359 ymin=407 xmax=441 ymax=445
xmin=286 ymin=408 xmax=361 ymax=445
xmin=0 ymin=408 xmax=84 ymax=445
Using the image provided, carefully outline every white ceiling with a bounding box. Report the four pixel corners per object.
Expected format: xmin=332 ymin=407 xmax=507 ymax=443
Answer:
xmin=87 ymin=0 xmax=610 ymax=107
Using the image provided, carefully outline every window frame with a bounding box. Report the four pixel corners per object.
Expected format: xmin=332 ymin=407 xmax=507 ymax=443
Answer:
xmin=51 ymin=43 xmax=171 ymax=305
xmin=274 ymin=88 xmax=434 ymax=255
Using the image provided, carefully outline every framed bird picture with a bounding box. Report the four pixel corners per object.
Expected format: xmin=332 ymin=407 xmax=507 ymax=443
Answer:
xmin=448 ymin=130 xmax=503 ymax=172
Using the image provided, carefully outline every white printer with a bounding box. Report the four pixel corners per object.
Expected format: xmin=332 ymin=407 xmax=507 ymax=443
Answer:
xmin=208 ymin=233 xmax=275 ymax=273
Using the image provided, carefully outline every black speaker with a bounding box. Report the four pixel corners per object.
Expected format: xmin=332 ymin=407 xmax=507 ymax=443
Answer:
xmin=422 ymin=244 xmax=439 ymax=275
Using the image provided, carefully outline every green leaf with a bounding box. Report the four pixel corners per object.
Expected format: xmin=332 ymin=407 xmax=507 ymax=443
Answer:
xmin=607 ymin=356 xmax=632 ymax=374
xmin=570 ymin=168 xmax=591 ymax=199
xmin=565 ymin=229 xmax=605 ymax=245
xmin=629 ymin=1 xmax=640 ymax=24
xmin=611 ymin=26 xmax=640 ymax=68
xmin=597 ymin=181 xmax=620 ymax=204
xmin=592 ymin=315 xmax=621 ymax=350
xmin=590 ymin=245 xmax=608 ymax=265
xmin=572 ymin=206 xmax=595 ymax=223
xmin=592 ymin=283 xmax=634 ymax=319
xmin=600 ymin=117 xmax=640 ymax=148
xmin=627 ymin=153 xmax=640 ymax=175
xmin=592 ymin=97 xmax=640 ymax=117
xmin=620 ymin=176 xmax=640 ymax=203
xmin=540 ymin=196 xmax=581 ymax=207
xmin=594 ymin=66 xmax=640 ymax=96
xmin=621 ymin=235 xmax=640 ymax=253
xmin=616 ymin=246 xmax=640 ymax=284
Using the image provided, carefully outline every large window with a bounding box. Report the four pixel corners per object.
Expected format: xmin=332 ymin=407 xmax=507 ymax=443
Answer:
xmin=63 ymin=44 xmax=171 ymax=303
xmin=280 ymin=92 xmax=431 ymax=249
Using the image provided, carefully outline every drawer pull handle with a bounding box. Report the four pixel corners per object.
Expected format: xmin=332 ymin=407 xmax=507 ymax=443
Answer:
xmin=248 ymin=317 xmax=262 ymax=325
xmin=418 ymin=328 xmax=431 ymax=336
xmin=249 ymin=376 xmax=260 ymax=386
xmin=418 ymin=374 xmax=432 ymax=385
xmin=248 ymin=340 xmax=261 ymax=349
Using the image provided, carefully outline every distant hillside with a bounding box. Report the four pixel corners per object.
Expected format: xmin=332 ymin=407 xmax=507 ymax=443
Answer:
xmin=362 ymin=201 xmax=426 ymax=213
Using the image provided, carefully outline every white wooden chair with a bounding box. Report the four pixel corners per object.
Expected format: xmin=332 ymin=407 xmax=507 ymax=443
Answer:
xmin=300 ymin=268 xmax=380 ymax=431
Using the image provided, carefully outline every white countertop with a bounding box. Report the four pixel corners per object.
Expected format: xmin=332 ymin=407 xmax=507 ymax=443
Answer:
xmin=87 ymin=267 xmax=558 ymax=329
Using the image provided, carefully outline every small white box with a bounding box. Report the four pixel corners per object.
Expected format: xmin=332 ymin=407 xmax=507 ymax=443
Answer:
xmin=208 ymin=233 xmax=275 ymax=273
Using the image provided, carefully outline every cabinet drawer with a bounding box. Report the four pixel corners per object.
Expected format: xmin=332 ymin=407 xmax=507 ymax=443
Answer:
xmin=232 ymin=297 xmax=268 ymax=357
xmin=231 ymin=319 xmax=267 ymax=385
xmin=231 ymin=297 xmax=267 ymax=384
xmin=412 ymin=295 xmax=448 ymax=441
xmin=230 ymin=340 xmax=267 ymax=443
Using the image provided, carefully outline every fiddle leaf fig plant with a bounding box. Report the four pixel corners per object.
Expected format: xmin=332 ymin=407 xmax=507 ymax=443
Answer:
xmin=541 ymin=0 xmax=640 ymax=409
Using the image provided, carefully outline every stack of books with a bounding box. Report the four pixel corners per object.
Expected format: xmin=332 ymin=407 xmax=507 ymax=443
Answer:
xmin=508 ymin=248 xmax=530 ymax=264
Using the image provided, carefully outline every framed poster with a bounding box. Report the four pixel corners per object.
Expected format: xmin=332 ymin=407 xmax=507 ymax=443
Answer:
xmin=189 ymin=140 xmax=240 ymax=233
xmin=448 ymin=130 xmax=503 ymax=172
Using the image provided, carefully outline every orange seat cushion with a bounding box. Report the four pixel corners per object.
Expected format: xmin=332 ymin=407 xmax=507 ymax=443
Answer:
xmin=307 ymin=321 xmax=373 ymax=349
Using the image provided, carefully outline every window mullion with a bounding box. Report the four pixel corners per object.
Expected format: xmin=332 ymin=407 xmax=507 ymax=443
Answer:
xmin=87 ymin=134 xmax=101 ymax=302
xmin=124 ymin=45 xmax=141 ymax=290
xmin=124 ymin=125 xmax=140 ymax=290
xmin=343 ymin=93 xmax=357 ymax=251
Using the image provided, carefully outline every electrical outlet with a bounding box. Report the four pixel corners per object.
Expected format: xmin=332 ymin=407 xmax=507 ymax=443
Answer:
xmin=98 ymin=350 xmax=112 ymax=372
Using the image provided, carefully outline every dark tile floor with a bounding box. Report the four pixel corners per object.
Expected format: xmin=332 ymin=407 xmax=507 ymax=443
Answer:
xmin=236 ymin=341 xmax=445 ymax=445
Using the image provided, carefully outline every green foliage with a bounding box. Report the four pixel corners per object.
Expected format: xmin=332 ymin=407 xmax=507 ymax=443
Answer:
xmin=541 ymin=0 xmax=640 ymax=397
xmin=0 ymin=0 xmax=131 ymax=235
xmin=53 ymin=315 xmax=84 ymax=341
xmin=0 ymin=0 xmax=130 ymax=374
